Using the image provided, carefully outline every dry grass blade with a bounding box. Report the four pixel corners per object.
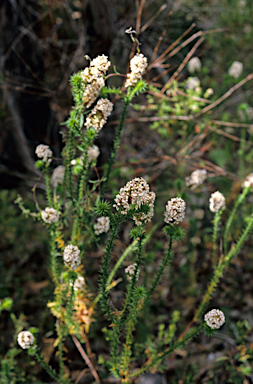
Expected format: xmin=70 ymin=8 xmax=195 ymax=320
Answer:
xmin=160 ymin=37 xmax=204 ymax=93
xmin=72 ymin=335 xmax=101 ymax=384
xmin=149 ymin=23 xmax=196 ymax=69
xmin=150 ymin=12 xmax=172 ymax=66
xmin=194 ymin=73 xmax=253 ymax=118
xmin=140 ymin=4 xmax=167 ymax=33
xmin=136 ymin=0 xmax=146 ymax=35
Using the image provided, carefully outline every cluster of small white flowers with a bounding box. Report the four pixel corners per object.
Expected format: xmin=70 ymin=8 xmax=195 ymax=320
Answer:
xmin=228 ymin=61 xmax=243 ymax=79
xmin=41 ymin=207 xmax=60 ymax=224
xmin=188 ymin=57 xmax=202 ymax=73
xmin=51 ymin=165 xmax=65 ymax=187
xmin=87 ymin=145 xmax=100 ymax=163
xmin=125 ymin=53 xmax=148 ymax=88
xmin=125 ymin=263 xmax=139 ymax=281
xmin=94 ymin=216 xmax=110 ymax=235
xmin=85 ymin=98 xmax=113 ymax=132
xmin=35 ymin=144 xmax=53 ymax=163
xmin=209 ymin=191 xmax=226 ymax=212
xmin=83 ymin=77 xmax=105 ymax=108
xmin=241 ymin=173 xmax=253 ymax=188
xmin=17 ymin=331 xmax=34 ymax=349
xmin=81 ymin=55 xmax=111 ymax=108
xmin=204 ymin=309 xmax=225 ymax=329
xmin=185 ymin=77 xmax=200 ymax=90
xmin=113 ymin=177 xmax=156 ymax=225
xmin=63 ymin=244 xmax=81 ymax=270
xmin=70 ymin=275 xmax=85 ymax=291
xmin=164 ymin=197 xmax=186 ymax=225
xmin=185 ymin=169 xmax=207 ymax=188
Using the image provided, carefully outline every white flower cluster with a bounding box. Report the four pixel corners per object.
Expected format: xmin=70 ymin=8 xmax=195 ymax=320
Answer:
xmin=70 ymin=275 xmax=85 ymax=291
xmin=209 ymin=191 xmax=226 ymax=212
xmin=85 ymin=98 xmax=113 ymax=132
xmin=164 ymin=197 xmax=186 ymax=225
xmin=188 ymin=57 xmax=201 ymax=73
xmin=185 ymin=169 xmax=207 ymax=188
xmin=41 ymin=207 xmax=59 ymax=224
xmin=51 ymin=165 xmax=65 ymax=188
xmin=228 ymin=61 xmax=243 ymax=79
xmin=125 ymin=53 xmax=148 ymax=88
xmin=185 ymin=77 xmax=200 ymax=90
xmin=87 ymin=145 xmax=100 ymax=163
xmin=204 ymin=309 xmax=225 ymax=329
xmin=81 ymin=55 xmax=111 ymax=107
xmin=63 ymin=244 xmax=81 ymax=270
xmin=113 ymin=177 xmax=156 ymax=226
xmin=125 ymin=263 xmax=139 ymax=281
xmin=35 ymin=144 xmax=53 ymax=163
xmin=242 ymin=173 xmax=253 ymax=188
xmin=17 ymin=331 xmax=34 ymax=349
xmin=94 ymin=216 xmax=110 ymax=235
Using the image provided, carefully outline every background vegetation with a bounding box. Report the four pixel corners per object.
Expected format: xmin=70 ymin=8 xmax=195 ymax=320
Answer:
xmin=1 ymin=0 xmax=253 ymax=383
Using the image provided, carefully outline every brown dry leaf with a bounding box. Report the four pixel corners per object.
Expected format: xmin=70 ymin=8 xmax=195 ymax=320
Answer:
xmin=28 ymin=280 xmax=49 ymax=293
xmin=42 ymin=337 xmax=55 ymax=363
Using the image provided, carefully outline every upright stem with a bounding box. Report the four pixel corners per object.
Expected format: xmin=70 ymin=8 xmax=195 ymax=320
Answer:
xmin=101 ymin=101 xmax=128 ymax=195
xmin=224 ymin=186 xmax=250 ymax=254
xmin=45 ymin=168 xmax=53 ymax=207
xmin=67 ymin=130 xmax=74 ymax=202
xmin=146 ymin=235 xmax=173 ymax=302
xmin=212 ymin=210 xmax=222 ymax=267
xmin=33 ymin=347 xmax=60 ymax=382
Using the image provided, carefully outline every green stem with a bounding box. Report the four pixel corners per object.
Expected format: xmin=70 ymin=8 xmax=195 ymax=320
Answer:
xmin=212 ymin=210 xmax=222 ymax=267
xmin=99 ymin=221 xmax=121 ymax=321
xmin=195 ymin=214 xmax=253 ymax=321
xmin=146 ymin=235 xmax=173 ymax=302
xmin=224 ymin=186 xmax=250 ymax=255
xmin=33 ymin=348 xmax=60 ymax=382
xmin=67 ymin=130 xmax=74 ymax=202
xmin=101 ymin=101 xmax=128 ymax=195
xmin=50 ymin=230 xmax=59 ymax=285
xmin=129 ymin=324 xmax=204 ymax=378
xmin=45 ymin=168 xmax=53 ymax=207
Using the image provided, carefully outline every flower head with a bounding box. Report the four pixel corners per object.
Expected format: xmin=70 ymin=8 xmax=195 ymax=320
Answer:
xmin=113 ymin=177 xmax=155 ymax=225
xmin=82 ymin=77 xmax=105 ymax=108
xmin=94 ymin=216 xmax=110 ymax=235
xmin=85 ymin=98 xmax=113 ymax=132
xmin=17 ymin=331 xmax=34 ymax=349
xmin=125 ymin=263 xmax=139 ymax=281
xmin=35 ymin=144 xmax=53 ymax=163
xmin=71 ymin=275 xmax=85 ymax=291
xmin=209 ymin=191 xmax=226 ymax=212
xmin=87 ymin=145 xmax=100 ymax=163
xmin=185 ymin=169 xmax=207 ymax=188
xmin=188 ymin=57 xmax=201 ymax=73
xmin=63 ymin=244 xmax=81 ymax=270
xmin=185 ymin=77 xmax=200 ymax=90
xmin=164 ymin=197 xmax=186 ymax=225
xmin=41 ymin=207 xmax=60 ymax=224
xmin=242 ymin=173 xmax=253 ymax=188
xmin=228 ymin=61 xmax=243 ymax=79
xmin=51 ymin=165 xmax=65 ymax=188
xmin=125 ymin=53 xmax=148 ymax=88
xmin=204 ymin=309 xmax=225 ymax=329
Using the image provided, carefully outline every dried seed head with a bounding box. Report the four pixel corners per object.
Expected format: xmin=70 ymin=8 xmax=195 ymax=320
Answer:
xmin=188 ymin=57 xmax=202 ymax=73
